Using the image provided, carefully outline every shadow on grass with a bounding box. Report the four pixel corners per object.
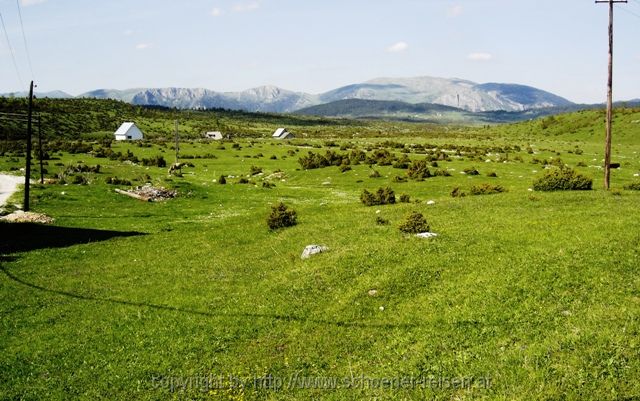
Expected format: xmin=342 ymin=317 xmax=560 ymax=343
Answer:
xmin=0 ymin=263 xmax=421 ymax=330
xmin=0 ymin=222 xmax=145 ymax=254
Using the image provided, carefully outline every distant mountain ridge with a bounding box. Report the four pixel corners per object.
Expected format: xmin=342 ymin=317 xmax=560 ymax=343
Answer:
xmin=2 ymin=75 xmax=580 ymax=114
xmin=72 ymin=76 xmax=575 ymax=113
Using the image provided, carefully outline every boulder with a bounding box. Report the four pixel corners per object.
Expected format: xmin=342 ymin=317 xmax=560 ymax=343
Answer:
xmin=301 ymin=245 xmax=328 ymax=259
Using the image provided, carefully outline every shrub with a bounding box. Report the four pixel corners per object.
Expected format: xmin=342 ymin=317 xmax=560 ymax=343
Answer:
xmin=141 ymin=155 xmax=167 ymax=168
xmin=433 ymin=169 xmax=451 ymax=177
xmin=532 ymin=167 xmax=593 ymax=191
xmin=451 ymin=187 xmax=466 ymax=198
xmin=470 ymin=183 xmax=506 ymax=195
xmin=487 ymin=172 xmax=498 ymax=178
xmin=339 ymin=164 xmax=352 ymax=173
xmin=249 ymin=165 xmax=263 ymax=175
xmin=71 ymin=174 xmax=88 ymax=185
xmin=463 ymin=167 xmax=480 ymax=176
xmin=262 ymin=181 xmax=276 ymax=189
xmin=407 ymin=160 xmax=432 ymax=180
xmin=399 ymin=194 xmax=411 ymax=203
xmin=105 ymin=176 xmax=131 ymax=186
xmin=375 ymin=216 xmax=390 ymax=225
xmin=267 ymin=203 xmax=297 ymax=230
xmin=392 ymin=175 xmax=407 ymax=183
xmin=398 ymin=211 xmax=430 ymax=234
xmin=369 ymin=169 xmax=381 ymax=178
xmin=237 ymin=177 xmax=250 ymax=184
xmin=360 ymin=187 xmax=396 ymax=206
xmin=218 ymin=175 xmax=227 ymax=184
xmin=624 ymin=181 xmax=640 ymax=190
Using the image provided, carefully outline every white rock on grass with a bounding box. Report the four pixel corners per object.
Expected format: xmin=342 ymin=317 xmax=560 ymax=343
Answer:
xmin=301 ymin=245 xmax=328 ymax=259
xmin=426 ymin=200 xmax=435 ymax=205
xmin=416 ymin=232 xmax=438 ymax=239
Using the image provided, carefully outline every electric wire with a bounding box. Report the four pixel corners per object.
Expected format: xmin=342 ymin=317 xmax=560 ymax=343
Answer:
xmin=0 ymin=11 xmax=24 ymax=89
xmin=15 ymin=0 xmax=35 ymax=80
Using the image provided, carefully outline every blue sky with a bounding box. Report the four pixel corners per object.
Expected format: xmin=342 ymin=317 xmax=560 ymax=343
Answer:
xmin=1 ymin=0 xmax=639 ymax=103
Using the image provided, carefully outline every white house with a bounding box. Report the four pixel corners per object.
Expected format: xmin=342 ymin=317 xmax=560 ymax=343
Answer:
xmin=204 ymin=131 xmax=224 ymax=140
xmin=114 ymin=122 xmax=144 ymax=141
xmin=272 ymin=128 xmax=294 ymax=140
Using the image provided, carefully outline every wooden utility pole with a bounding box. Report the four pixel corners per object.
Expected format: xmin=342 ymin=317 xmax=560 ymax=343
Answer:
xmin=24 ymin=80 xmax=34 ymax=211
xmin=174 ymin=120 xmax=179 ymax=164
xmin=596 ymin=0 xmax=627 ymax=190
xmin=37 ymin=115 xmax=44 ymax=184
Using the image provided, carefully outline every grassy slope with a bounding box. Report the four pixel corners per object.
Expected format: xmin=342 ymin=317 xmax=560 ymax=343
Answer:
xmin=1 ymin=107 xmax=640 ymax=400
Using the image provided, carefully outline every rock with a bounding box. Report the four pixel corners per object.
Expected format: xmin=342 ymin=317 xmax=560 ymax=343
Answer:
xmin=301 ymin=245 xmax=328 ymax=259
xmin=368 ymin=289 xmax=378 ymax=297
xmin=426 ymin=200 xmax=435 ymax=205
xmin=416 ymin=232 xmax=438 ymax=239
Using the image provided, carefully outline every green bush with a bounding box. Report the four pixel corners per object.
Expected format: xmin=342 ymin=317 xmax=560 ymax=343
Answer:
xmin=141 ymin=155 xmax=167 ymax=168
xmin=450 ymin=187 xmax=466 ymax=198
xmin=624 ymin=181 xmax=640 ymax=190
xmin=398 ymin=211 xmax=430 ymax=234
xmin=375 ymin=216 xmax=390 ymax=226
xmin=267 ymin=203 xmax=297 ymax=230
xmin=360 ymin=187 xmax=396 ymax=206
xmin=399 ymin=194 xmax=411 ymax=203
xmin=533 ymin=167 xmax=593 ymax=191
xmin=369 ymin=169 xmax=381 ymax=178
xmin=407 ymin=160 xmax=432 ymax=180
xmin=218 ymin=175 xmax=227 ymax=184
xmin=105 ymin=176 xmax=131 ymax=186
xmin=470 ymin=183 xmax=506 ymax=195
xmin=463 ymin=167 xmax=480 ymax=176
xmin=249 ymin=165 xmax=263 ymax=176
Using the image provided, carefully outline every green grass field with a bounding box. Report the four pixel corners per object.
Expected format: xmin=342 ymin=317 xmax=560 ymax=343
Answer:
xmin=1 ymin=105 xmax=640 ymax=400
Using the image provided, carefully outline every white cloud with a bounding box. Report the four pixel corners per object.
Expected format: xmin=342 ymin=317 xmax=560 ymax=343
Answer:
xmin=386 ymin=41 xmax=408 ymax=53
xmin=468 ymin=52 xmax=493 ymax=61
xmin=20 ymin=0 xmax=46 ymax=6
xmin=123 ymin=29 xmax=134 ymax=36
xmin=211 ymin=7 xmax=223 ymax=17
xmin=233 ymin=1 xmax=260 ymax=13
xmin=136 ymin=43 xmax=153 ymax=50
xmin=448 ymin=5 xmax=463 ymax=17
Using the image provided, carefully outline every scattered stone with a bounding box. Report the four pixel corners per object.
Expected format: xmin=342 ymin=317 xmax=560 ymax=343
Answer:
xmin=322 ymin=181 xmax=331 ymax=186
xmin=368 ymin=289 xmax=378 ymax=297
xmin=301 ymin=245 xmax=328 ymax=259
xmin=426 ymin=200 xmax=435 ymax=205
xmin=416 ymin=232 xmax=438 ymax=239
xmin=379 ymin=306 xmax=385 ymax=311
xmin=130 ymin=184 xmax=177 ymax=201
xmin=1 ymin=210 xmax=54 ymax=224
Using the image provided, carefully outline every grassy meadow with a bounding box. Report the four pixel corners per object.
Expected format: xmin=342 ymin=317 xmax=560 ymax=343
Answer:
xmin=1 ymin=103 xmax=640 ymax=400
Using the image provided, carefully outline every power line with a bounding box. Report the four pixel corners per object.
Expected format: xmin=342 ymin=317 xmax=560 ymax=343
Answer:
xmin=616 ymin=3 xmax=640 ymax=18
xmin=15 ymin=0 xmax=35 ymax=79
xmin=0 ymin=11 xmax=25 ymax=89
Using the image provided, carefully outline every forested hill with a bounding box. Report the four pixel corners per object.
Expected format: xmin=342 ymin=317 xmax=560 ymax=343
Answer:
xmin=0 ymin=97 xmax=358 ymax=140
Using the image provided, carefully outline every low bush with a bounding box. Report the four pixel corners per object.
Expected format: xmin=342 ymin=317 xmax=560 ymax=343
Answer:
xmin=470 ymin=183 xmax=506 ymax=195
xmin=105 ymin=176 xmax=131 ymax=186
xmin=407 ymin=160 xmax=432 ymax=180
xmin=532 ymin=167 xmax=592 ymax=191
xmin=141 ymin=155 xmax=167 ymax=168
xmin=398 ymin=211 xmax=430 ymax=234
xmin=463 ymin=167 xmax=480 ymax=176
xmin=267 ymin=203 xmax=297 ymax=230
xmin=369 ymin=169 xmax=381 ymax=178
xmin=624 ymin=181 xmax=640 ymax=190
xmin=218 ymin=175 xmax=227 ymax=184
xmin=399 ymin=194 xmax=411 ymax=203
xmin=450 ymin=187 xmax=466 ymax=198
xmin=360 ymin=187 xmax=396 ymax=206
xmin=249 ymin=165 xmax=263 ymax=176
xmin=375 ymin=216 xmax=390 ymax=226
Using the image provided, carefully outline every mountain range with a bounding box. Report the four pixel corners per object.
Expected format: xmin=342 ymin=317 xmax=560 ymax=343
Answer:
xmin=1 ymin=76 xmax=576 ymax=115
